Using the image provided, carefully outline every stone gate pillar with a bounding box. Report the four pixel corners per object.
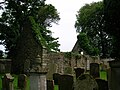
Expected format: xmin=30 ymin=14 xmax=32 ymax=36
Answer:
xmin=109 ymin=60 xmax=120 ymax=90
xmin=30 ymin=72 xmax=47 ymax=90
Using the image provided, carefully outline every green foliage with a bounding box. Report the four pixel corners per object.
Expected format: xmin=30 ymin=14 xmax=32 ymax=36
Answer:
xmin=54 ymin=85 xmax=59 ymax=90
xmin=77 ymin=33 xmax=99 ymax=56
xmin=104 ymin=0 xmax=120 ymax=59
xmin=29 ymin=16 xmax=47 ymax=47
xmin=64 ymin=52 xmax=72 ymax=59
xmin=75 ymin=1 xmax=113 ymax=58
xmin=100 ymin=71 xmax=107 ymax=80
xmin=0 ymin=74 xmax=30 ymax=90
xmin=0 ymin=0 xmax=60 ymax=57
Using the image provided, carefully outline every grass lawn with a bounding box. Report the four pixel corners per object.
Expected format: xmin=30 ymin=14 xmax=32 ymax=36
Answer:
xmin=54 ymin=85 xmax=59 ymax=90
xmin=100 ymin=70 xmax=107 ymax=80
xmin=0 ymin=74 xmax=30 ymax=90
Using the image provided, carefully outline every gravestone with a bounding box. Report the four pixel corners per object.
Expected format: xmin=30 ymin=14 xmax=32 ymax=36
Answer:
xmin=74 ymin=74 xmax=98 ymax=90
xmin=74 ymin=68 xmax=84 ymax=79
xmin=2 ymin=73 xmax=14 ymax=90
xmin=58 ymin=75 xmax=74 ymax=90
xmin=53 ymin=73 xmax=61 ymax=85
xmin=90 ymin=63 xmax=100 ymax=78
xmin=47 ymin=80 xmax=54 ymax=90
xmin=96 ymin=79 xmax=108 ymax=90
xmin=18 ymin=74 xmax=27 ymax=90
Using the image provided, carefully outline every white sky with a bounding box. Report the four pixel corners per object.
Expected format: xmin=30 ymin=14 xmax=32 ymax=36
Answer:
xmin=0 ymin=0 xmax=102 ymax=52
xmin=46 ymin=0 xmax=102 ymax=52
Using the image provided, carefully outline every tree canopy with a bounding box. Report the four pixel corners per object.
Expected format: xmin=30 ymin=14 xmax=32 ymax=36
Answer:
xmin=75 ymin=1 xmax=113 ymax=58
xmin=104 ymin=0 xmax=120 ymax=59
xmin=0 ymin=0 xmax=60 ymax=58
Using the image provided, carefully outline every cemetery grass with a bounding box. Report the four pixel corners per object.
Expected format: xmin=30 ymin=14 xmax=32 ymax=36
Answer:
xmin=0 ymin=74 xmax=30 ymax=90
xmin=54 ymin=85 xmax=59 ymax=90
xmin=100 ymin=70 xmax=107 ymax=80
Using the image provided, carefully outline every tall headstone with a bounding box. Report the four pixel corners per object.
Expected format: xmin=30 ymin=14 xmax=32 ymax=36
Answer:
xmin=58 ymin=75 xmax=74 ymax=90
xmin=90 ymin=63 xmax=100 ymax=78
xmin=109 ymin=60 xmax=120 ymax=90
xmin=74 ymin=74 xmax=98 ymax=90
xmin=74 ymin=68 xmax=84 ymax=79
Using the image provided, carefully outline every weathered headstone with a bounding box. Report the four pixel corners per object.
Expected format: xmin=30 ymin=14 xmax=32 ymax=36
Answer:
xmin=96 ymin=79 xmax=108 ymax=90
xmin=53 ymin=73 xmax=60 ymax=85
xmin=47 ymin=80 xmax=54 ymax=90
xmin=74 ymin=74 xmax=98 ymax=90
xmin=90 ymin=63 xmax=100 ymax=78
xmin=2 ymin=73 xmax=14 ymax=90
xmin=74 ymin=68 xmax=84 ymax=79
xmin=58 ymin=75 xmax=74 ymax=90
xmin=18 ymin=74 xmax=27 ymax=90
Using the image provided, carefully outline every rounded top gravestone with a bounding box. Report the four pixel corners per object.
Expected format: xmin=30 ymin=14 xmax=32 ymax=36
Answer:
xmin=74 ymin=74 xmax=98 ymax=90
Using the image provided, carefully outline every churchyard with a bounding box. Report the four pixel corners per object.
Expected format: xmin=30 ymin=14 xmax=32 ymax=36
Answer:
xmin=0 ymin=55 xmax=108 ymax=90
xmin=0 ymin=52 xmax=111 ymax=90
xmin=0 ymin=50 xmax=115 ymax=90
xmin=0 ymin=70 xmax=107 ymax=90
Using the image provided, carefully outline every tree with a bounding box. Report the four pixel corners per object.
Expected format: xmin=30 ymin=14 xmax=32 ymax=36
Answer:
xmin=75 ymin=1 xmax=113 ymax=58
xmin=0 ymin=0 xmax=60 ymax=73
xmin=77 ymin=32 xmax=99 ymax=56
xmin=104 ymin=0 xmax=120 ymax=59
xmin=0 ymin=0 xmax=60 ymax=58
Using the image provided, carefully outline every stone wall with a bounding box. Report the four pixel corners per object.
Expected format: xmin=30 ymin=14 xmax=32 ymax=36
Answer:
xmin=47 ymin=52 xmax=109 ymax=79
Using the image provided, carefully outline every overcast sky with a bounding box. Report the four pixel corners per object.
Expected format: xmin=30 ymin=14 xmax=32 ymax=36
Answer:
xmin=46 ymin=0 xmax=102 ymax=52
xmin=0 ymin=0 xmax=102 ymax=52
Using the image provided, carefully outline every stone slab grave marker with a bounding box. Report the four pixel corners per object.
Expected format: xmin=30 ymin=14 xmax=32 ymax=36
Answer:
xmin=58 ymin=74 xmax=74 ymax=90
xmin=18 ymin=74 xmax=27 ymax=90
xmin=74 ymin=68 xmax=84 ymax=79
xmin=47 ymin=80 xmax=54 ymax=90
xmin=90 ymin=63 xmax=100 ymax=78
xmin=74 ymin=74 xmax=98 ymax=90
xmin=2 ymin=73 xmax=14 ymax=90
xmin=53 ymin=73 xmax=61 ymax=85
